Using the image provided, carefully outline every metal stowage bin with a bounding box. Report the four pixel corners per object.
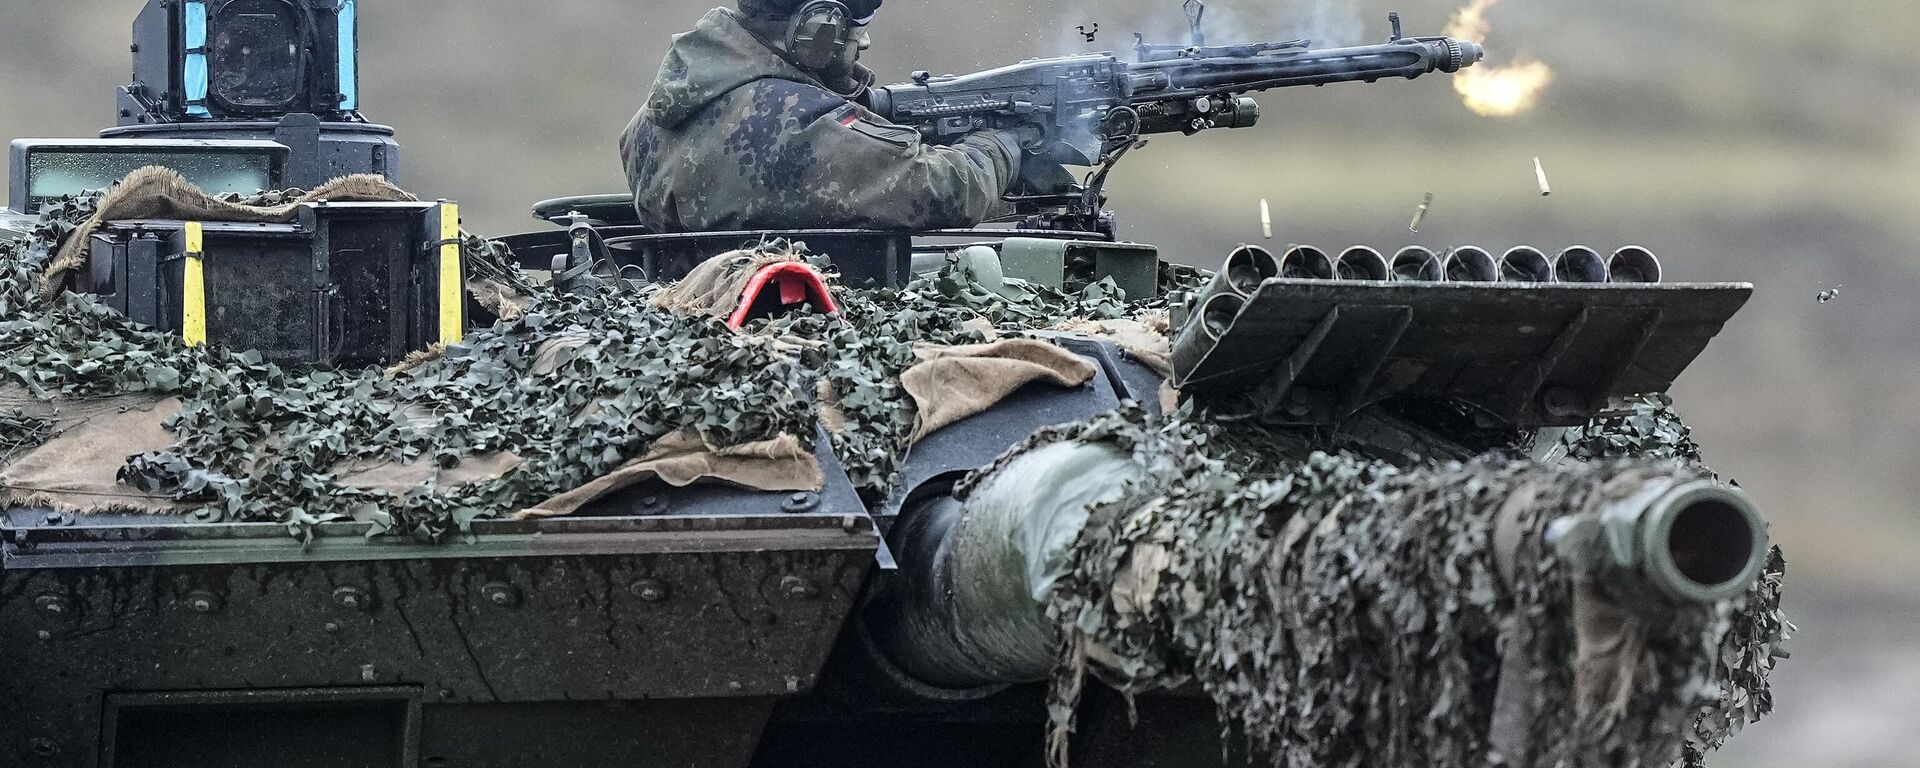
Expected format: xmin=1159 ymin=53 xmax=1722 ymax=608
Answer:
xmin=81 ymin=201 xmax=463 ymax=367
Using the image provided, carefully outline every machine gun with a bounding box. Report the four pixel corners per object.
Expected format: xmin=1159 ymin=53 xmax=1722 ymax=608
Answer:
xmin=865 ymin=6 xmax=1483 ymax=234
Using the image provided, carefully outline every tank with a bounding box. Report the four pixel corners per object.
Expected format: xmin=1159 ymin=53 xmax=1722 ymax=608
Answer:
xmin=0 ymin=3 xmax=1786 ymax=767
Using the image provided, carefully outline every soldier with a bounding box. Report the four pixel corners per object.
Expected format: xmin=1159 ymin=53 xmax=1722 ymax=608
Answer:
xmin=621 ymin=0 xmax=1039 ymax=232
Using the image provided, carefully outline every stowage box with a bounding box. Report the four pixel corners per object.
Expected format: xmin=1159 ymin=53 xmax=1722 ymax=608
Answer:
xmin=81 ymin=201 xmax=463 ymax=367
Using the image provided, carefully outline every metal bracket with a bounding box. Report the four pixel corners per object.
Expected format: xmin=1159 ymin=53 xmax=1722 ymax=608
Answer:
xmin=1172 ymin=280 xmax=1752 ymax=427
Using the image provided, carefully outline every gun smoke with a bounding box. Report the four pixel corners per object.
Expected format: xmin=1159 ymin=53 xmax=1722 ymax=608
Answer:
xmin=1047 ymin=0 xmax=1366 ymax=56
xmin=1263 ymin=0 xmax=1365 ymax=47
xmin=1446 ymin=0 xmax=1553 ymax=117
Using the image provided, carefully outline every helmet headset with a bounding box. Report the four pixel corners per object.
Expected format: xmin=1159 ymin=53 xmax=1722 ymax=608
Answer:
xmin=785 ymin=0 xmax=862 ymax=72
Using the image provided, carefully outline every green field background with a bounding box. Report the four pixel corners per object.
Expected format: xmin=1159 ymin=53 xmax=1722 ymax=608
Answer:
xmin=3 ymin=1 xmax=1915 ymax=764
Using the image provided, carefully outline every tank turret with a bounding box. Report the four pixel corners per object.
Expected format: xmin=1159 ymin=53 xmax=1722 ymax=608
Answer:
xmin=0 ymin=2 xmax=1790 ymax=767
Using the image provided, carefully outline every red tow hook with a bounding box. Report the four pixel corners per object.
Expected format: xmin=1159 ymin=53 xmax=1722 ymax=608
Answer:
xmin=726 ymin=261 xmax=841 ymax=329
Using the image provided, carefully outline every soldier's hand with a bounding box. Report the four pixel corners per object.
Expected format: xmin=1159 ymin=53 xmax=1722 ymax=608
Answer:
xmin=1014 ymin=153 xmax=1077 ymax=196
xmin=982 ymin=124 xmax=1045 ymax=164
xmin=998 ymin=124 xmax=1046 ymax=150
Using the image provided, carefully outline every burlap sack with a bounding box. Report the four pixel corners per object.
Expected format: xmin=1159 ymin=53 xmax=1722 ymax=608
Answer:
xmin=0 ymin=392 xmax=191 ymax=515
xmin=815 ymin=378 xmax=849 ymax=435
xmin=333 ymin=452 xmax=525 ymax=496
xmin=904 ymin=339 xmax=1098 ymax=444
xmin=651 ymin=247 xmax=804 ymax=319
xmin=1052 ymin=314 xmax=1174 ymax=378
xmin=518 ymin=429 xmax=821 ymax=518
xmin=40 ymin=166 xmax=416 ymax=301
xmin=38 ymin=165 xmax=532 ymax=321
xmin=466 ymin=276 xmax=535 ymax=321
xmin=528 ymin=331 xmax=593 ymax=376
xmin=3 ymin=384 xmax=158 ymax=437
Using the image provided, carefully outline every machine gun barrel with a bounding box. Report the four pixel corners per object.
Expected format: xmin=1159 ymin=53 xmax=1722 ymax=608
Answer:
xmin=1126 ymin=37 xmax=1484 ymax=104
xmin=868 ymin=31 xmax=1482 ymax=170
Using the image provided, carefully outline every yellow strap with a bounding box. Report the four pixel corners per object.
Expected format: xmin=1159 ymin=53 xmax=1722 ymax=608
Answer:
xmin=437 ymin=203 xmax=464 ymax=344
xmin=182 ymin=222 xmax=206 ymax=347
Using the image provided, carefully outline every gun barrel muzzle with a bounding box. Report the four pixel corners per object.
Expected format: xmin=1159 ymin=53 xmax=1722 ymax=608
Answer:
xmin=1500 ymin=246 xmax=1555 ymax=283
xmin=1553 ymin=246 xmax=1609 ymax=283
xmin=1633 ymin=481 xmax=1769 ymax=603
xmin=1505 ymin=478 xmax=1770 ymax=608
xmin=1609 ymin=246 xmax=1663 ymax=284
xmin=1445 ymin=246 xmax=1500 ymax=283
xmin=1337 ymin=246 xmax=1391 ymax=281
xmin=1451 ymin=40 xmax=1487 ymax=72
xmin=1391 ymin=246 xmax=1444 ymax=282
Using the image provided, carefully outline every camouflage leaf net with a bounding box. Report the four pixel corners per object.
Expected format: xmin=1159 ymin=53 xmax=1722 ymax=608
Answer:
xmin=749 ymin=281 xmax=986 ymax=496
xmin=4 ymin=211 xmax=802 ymax=537
xmin=916 ymin=252 xmax=1208 ymax=326
xmin=1004 ymin=406 xmax=1788 ymax=768
xmin=1565 ymin=393 xmax=1706 ymax=465
xmin=764 ymin=251 xmax=1202 ymax=495
xmin=1563 ymin=397 xmax=1793 ymax=766
xmin=0 ymin=191 xmax=1174 ymax=532
xmin=0 ymin=409 xmax=52 ymax=463
xmin=1 ymin=189 xmax=1788 ymax=766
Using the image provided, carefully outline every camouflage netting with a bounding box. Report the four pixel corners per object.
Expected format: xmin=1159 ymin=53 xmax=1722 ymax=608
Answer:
xmin=972 ymin=406 xmax=1789 ymax=768
xmin=0 ymin=183 xmax=1787 ymax=765
xmin=0 ymin=185 xmax=1173 ymax=535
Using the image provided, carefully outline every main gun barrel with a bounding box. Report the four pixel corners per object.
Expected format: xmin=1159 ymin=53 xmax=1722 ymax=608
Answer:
xmin=868 ymin=446 xmax=1769 ymax=690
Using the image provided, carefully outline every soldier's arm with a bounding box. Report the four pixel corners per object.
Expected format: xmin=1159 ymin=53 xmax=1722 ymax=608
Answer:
xmin=801 ymin=103 xmax=1020 ymax=229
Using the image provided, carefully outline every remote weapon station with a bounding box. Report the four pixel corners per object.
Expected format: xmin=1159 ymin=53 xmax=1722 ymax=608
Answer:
xmin=0 ymin=2 xmax=1771 ymax=767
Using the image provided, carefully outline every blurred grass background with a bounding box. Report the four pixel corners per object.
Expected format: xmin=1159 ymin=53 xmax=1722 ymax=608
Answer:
xmin=2 ymin=1 xmax=1915 ymax=764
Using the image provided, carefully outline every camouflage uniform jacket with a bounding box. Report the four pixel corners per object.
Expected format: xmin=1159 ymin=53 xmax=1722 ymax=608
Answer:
xmin=622 ymin=8 xmax=1021 ymax=232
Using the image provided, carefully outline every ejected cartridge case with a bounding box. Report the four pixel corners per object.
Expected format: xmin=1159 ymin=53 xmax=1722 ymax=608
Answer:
xmin=1409 ymin=192 xmax=1435 ymax=232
